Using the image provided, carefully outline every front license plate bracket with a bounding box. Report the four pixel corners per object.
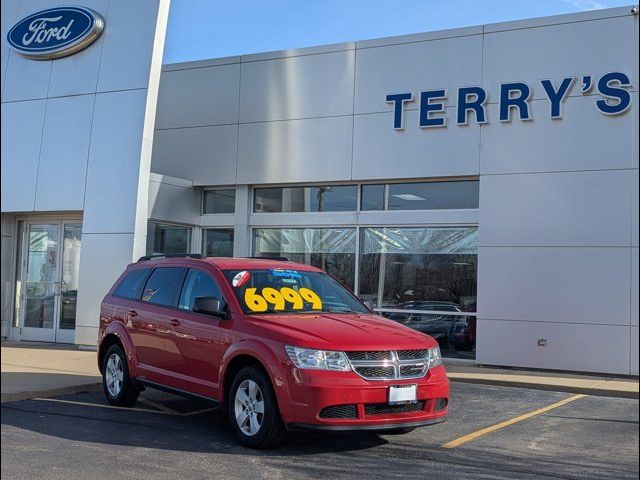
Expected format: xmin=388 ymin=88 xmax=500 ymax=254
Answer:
xmin=388 ymin=384 xmax=417 ymax=405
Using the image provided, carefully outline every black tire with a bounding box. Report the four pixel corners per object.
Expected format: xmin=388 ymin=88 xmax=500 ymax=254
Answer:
xmin=102 ymin=344 xmax=140 ymax=407
xmin=227 ymin=366 xmax=286 ymax=449
xmin=380 ymin=427 xmax=416 ymax=435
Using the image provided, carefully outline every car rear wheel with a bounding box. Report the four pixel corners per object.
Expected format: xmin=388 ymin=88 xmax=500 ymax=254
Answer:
xmin=102 ymin=344 xmax=140 ymax=407
xmin=228 ymin=366 xmax=285 ymax=449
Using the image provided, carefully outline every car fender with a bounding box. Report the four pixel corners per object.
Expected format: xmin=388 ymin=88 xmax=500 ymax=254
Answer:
xmin=101 ymin=321 xmax=139 ymax=378
xmin=220 ymin=339 xmax=292 ymax=407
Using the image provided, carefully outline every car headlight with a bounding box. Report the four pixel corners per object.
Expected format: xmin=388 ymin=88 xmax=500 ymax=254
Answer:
xmin=428 ymin=346 xmax=443 ymax=368
xmin=285 ymin=346 xmax=351 ymax=371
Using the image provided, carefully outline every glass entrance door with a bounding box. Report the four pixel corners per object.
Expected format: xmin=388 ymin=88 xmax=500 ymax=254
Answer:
xmin=16 ymin=220 xmax=82 ymax=343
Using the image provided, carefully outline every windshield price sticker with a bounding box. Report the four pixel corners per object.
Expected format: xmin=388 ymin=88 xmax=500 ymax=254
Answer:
xmin=244 ymin=287 xmax=322 ymax=312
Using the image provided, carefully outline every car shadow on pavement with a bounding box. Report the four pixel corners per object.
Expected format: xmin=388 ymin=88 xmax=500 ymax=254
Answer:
xmin=0 ymin=393 xmax=388 ymax=456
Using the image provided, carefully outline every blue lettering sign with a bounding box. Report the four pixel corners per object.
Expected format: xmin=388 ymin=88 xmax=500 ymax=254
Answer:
xmin=386 ymin=93 xmax=413 ymax=129
xmin=457 ymin=87 xmax=487 ymax=125
xmin=499 ymin=82 xmax=532 ymax=122
xmin=596 ymin=72 xmax=632 ymax=115
xmin=540 ymin=77 xmax=575 ymax=119
xmin=419 ymin=90 xmax=447 ymax=128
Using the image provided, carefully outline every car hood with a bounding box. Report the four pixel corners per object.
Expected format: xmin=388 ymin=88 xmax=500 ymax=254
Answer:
xmin=244 ymin=312 xmax=437 ymax=351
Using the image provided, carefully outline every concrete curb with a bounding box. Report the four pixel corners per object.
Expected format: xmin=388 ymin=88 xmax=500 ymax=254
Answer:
xmin=448 ymin=376 xmax=639 ymax=399
xmin=0 ymin=382 xmax=102 ymax=404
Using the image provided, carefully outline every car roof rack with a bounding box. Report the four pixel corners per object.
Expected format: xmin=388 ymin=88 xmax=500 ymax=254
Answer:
xmin=247 ymin=256 xmax=290 ymax=261
xmin=137 ymin=253 xmax=203 ymax=262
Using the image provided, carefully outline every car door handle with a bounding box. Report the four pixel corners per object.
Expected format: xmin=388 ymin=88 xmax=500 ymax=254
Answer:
xmin=128 ymin=310 xmax=138 ymax=318
xmin=169 ymin=319 xmax=181 ymax=327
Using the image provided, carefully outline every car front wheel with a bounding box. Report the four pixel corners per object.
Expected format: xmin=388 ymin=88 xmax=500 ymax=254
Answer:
xmin=228 ymin=366 xmax=285 ymax=449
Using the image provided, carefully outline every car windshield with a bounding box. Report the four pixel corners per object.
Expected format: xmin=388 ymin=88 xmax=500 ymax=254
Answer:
xmin=223 ymin=268 xmax=369 ymax=314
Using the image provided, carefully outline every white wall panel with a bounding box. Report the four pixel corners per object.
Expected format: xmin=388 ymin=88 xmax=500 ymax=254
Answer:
xmin=631 ymin=326 xmax=639 ymax=375
xmin=1 ymin=0 xmax=19 ymax=101
xmin=477 ymin=319 xmax=630 ymax=374
xmin=483 ymin=17 xmax=638 ymax=101
xmin=632 ymin=168 xmax=639 ymax=247
xmin=478 ymin=246 xmax=630 ymax=325
xmin=2 ymin=51 xmax=52 ymax=102
xmin=152 ymin=125 xmax=237 ymax=185
xmin=148 ymin=179 xmax=200 ymax=225
xmin=237 ymin=116 xmax=353 ymax=184
xmin=75 ymin=232 xmax=134 ymax=332
xmin=47 ymin=0 xmax=109 ymax=97
xmin=35 ymin=95 xmax=94 ymax=210
xmin=632 ymin=248 xmax=638 ymax=327
xmin=96 ymin=0 xmax=160 ymax=92
xmin=82 ymin=89 xmax=146 ymax=233
xmin=355 ymin=34 xmax=483 ymax=114
xmin=479 ymin=170 xmax=633 ymax=247
xmin=352 ymin=109 xmax=479 ymax=180
xmin=480 ymin=96 xmax=635 ymax=174
xmin=239 ymin=50 xmax=355 ymax=123
xmin=0 ymin=100 xmax=46 ymax=211
xmin=155 ymin=64 xmax=240 ymax=128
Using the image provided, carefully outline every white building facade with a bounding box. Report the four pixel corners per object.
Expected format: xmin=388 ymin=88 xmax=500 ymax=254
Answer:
xmin=1 ymin=4 xmax=638 ymax=375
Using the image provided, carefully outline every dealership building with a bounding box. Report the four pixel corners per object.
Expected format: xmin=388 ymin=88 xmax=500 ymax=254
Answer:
xmin=1 ymin=2 xmax=638 ymax=375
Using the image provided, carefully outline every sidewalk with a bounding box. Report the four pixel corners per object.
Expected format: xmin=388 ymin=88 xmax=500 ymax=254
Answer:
xmin=1 ymin=342 xmax=101 ymax=403
xmin=1 ymin=342 xmax=638 ymax=402
xmin=445 ymin=361 xmax=639 ymax=399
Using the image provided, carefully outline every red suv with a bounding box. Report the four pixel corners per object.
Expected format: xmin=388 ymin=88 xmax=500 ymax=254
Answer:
xmin=97 ymin=255 xmax=449 ymax=448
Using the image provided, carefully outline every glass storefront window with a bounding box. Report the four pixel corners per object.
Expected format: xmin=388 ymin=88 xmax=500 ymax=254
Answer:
xmin=146 ymin=222 xmax=191 ymax=256
xmin=253 ymin=228 xmax=356 ymax=291
xmin=203 ymin=189 xmax=235 ymax=214
xmin=361 ymin=184 xmax=385 ymax=211
xmin=254 ymin=185 xmax=357 ymax=213
xmin=203 ymin=228 xmax=234 ymax=257
xmin=359 ymin=226 xmax=478 ymax=359
xmin=387 ymin=181 xmax=479 ymax=210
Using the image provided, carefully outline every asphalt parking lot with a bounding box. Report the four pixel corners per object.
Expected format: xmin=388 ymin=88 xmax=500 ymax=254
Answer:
xmin=1 ymin=382 xmax=638 ymax=480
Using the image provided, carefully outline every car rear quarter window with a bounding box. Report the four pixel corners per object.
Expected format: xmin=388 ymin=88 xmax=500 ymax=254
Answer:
xmin=113 ymin=268 xmax=151 ymax=300
xmin=141 ymin=267 xmax=185 ymax=307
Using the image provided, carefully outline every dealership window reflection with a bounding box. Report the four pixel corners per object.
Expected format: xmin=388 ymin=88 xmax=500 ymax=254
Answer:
xmin=253 ymin=228 xmax=356 ymax=290
xmin=146 ymin=222 xmax=191 ymax=256
xmin=254 ymin=185 xmax=357 ymax=213
xmin=359 ymin=227 xmax=478 ymax=359
xmin=203 ymin=229 xmax=234 ymax=257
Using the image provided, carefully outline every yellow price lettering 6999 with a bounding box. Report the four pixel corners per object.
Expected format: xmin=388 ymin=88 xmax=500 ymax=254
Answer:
xmin=244 ymin=287 xmax=322 ymax=312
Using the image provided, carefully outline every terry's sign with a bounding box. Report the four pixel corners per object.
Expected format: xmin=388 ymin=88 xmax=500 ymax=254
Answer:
xmin=386 ymin=72 xmax=633 ymax=130
xmin=7 ymin=6 xmax=104 ymax=60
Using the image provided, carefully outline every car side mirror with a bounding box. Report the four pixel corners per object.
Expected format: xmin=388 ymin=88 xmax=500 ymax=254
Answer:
xmin=193 ymin=296 xmax=228 ymax=318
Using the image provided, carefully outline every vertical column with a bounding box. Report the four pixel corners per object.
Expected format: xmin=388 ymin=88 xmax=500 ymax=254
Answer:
xmin=234 ymin=186 xmax=251 ymax=257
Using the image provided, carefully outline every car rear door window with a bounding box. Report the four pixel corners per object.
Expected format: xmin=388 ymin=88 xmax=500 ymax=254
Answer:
xmin=178 ymin=269 xmax=222 ymax=311
xmin=113 ymin=268 xmax=151 ymax=300
xmin=142 ymin=267 xmax=185 ymax=307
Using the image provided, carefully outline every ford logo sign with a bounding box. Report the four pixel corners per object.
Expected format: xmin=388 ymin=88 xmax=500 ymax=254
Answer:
xmin=7 ymin=6 xmax=104 ymax=60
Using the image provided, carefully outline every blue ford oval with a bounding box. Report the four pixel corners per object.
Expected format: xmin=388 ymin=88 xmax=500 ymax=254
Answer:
xmin=7 ymin=6 xmax=104 ymax=60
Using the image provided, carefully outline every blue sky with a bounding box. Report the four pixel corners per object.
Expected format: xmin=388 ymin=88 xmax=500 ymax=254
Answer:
xmin=163 ymin=0 xmax=632 ymax=64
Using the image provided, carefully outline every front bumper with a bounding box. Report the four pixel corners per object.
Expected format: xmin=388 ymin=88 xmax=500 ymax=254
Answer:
xmin=275 ymin=364 xmax=450 ymax=429
xmin=289 ymin=416 xmax=447 ymax=432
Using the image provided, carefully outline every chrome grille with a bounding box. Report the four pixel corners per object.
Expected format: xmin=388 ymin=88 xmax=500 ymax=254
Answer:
xmin=346 ymin=351 xmax=391 ymax=361
xmin=346 ymin=349 xmax=430 ymax=381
